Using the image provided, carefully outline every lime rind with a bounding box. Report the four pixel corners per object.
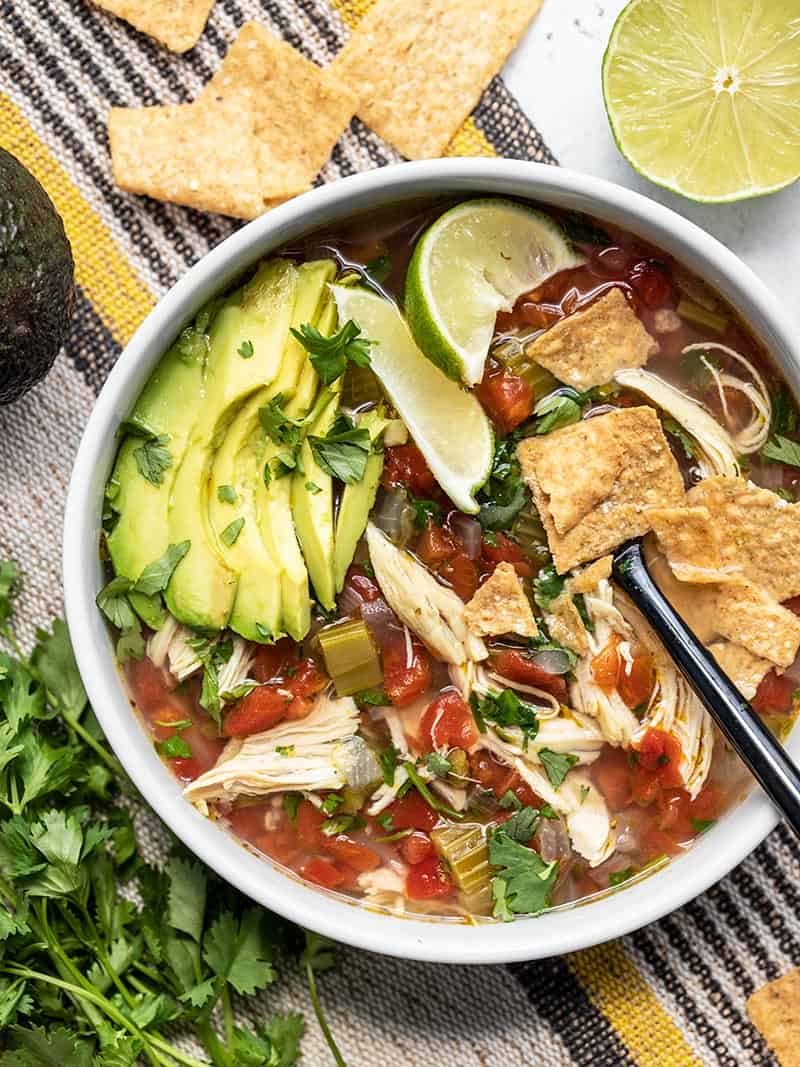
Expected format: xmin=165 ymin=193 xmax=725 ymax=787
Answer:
xmin=602 ymin=0 xmax=800 ymax=204
xmin=331 ymin=284 xmax=493 ymax=514
xmin=405 ymin=198 xmax=584 ymax=387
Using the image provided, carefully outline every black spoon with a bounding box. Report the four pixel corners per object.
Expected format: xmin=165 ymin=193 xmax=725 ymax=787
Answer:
xmin=612 ymin=539 xmax=800 ymax=839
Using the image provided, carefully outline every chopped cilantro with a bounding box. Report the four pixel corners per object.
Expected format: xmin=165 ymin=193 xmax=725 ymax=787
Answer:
xmin=361 ymin=560 xmax=375 ymax=578
xmin=353 ymin=688 xmax=387 ymax=707
xmin=220 ymin=681 xmax=259 ymax=702
xmin=308 ymin=414 xmax=371 ymax=484
xmin=283 ymin=792 xmax=301 ymax=821
xmin=363 ymin=254 xmax=392 ymax=286
xmin=489 ymin=826 xmax=559 ymax=919
xmin=133 ymin=540 xmax=190 ymax=596
xmin=762 ymin=434 xmax=800 ymax=470
xmin=221 ymin=517 xmax=245 ymax=546
xmin=579 ymin=785 xmax=590 ymax=804
xmin=533 ymin=564 xmax=565 ymax=612
xmin=409 ymin=496 xmax=443 ymax=530
xmin=470 ymin=689 xmax=540 ymax=749
xmin=377 ymin=812 xmax=394 ymax=832
xmin=609 ymin=866 xmax=636 ymax=887
xmin=291 ymin=319 xmax=373 ymax=386
xmin=238 ymin=339 xmax=254 ymax=359
xmin=379 ymin=743 xmax=399 ymax=786
xmin=690 ymin=817 xmax=716 ymax=833
xmin=157 ymin=734 xmax=193 ymax=760
xmin=305 ymin=480 xmax=322 ymax=495
xmin=321 ymin=793 xmax=344 ymax=816
xmin=539 ymin=802 xmax=559 ymax=820
xmin=533 ymin=389 xmax=583 ymax=434
xmin=662 ymin=416 xmax=697 ymax=460
xmin=477 ymin=431 xmax=528 ymax=531
xmin=218 ymin=484 xmax=237 ymax=504
xmin=276 ymin=745 xmax=295 ymax=757
xmin=321 ymin=813 xmax=364 ymax=836
xmin=538 ymin=748 xmax=579 ymax=789
xmin=96 ymin=575 xmax=136 ymax=631
xmin=499 ymin=789 xmax=522 ymax=811
xmin=425 ymin=752 xmax=452 ymax=778
xmin=501 ymin=805 xmax=539 ymax=843
xmin=771 ymin=385 xmax=798 ymax=436
xmin=134 ymin=433 xmax=173 ymax=486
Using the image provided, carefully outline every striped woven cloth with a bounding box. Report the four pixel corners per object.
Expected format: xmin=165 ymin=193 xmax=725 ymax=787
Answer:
xmin=0 ymin=1 xmax=795 ymax=1063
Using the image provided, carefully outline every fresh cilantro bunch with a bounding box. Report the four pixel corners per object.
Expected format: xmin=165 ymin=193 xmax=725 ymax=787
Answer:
xmin=0 ymin=561 xmax=345 ymax=1067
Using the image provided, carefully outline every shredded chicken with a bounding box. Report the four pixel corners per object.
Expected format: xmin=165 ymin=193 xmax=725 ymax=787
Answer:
xmin=183 ymin=694 xmax=360 ymax=803
xmin=683 ymin=342 xmax=771 ymax=456
xmin=449 ymin=662 xmax=562 ymax=719
xmin=366 ymin=523 xmax=487 ymax=664
xmin=146 ymin=619 xmax=254 ymax=706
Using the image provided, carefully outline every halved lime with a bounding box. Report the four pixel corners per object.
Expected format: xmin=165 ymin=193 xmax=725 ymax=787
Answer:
xmin=603 ymin=0 xmax=800 ymax=203
xmin=405 ymin=199 xmax=584 ymax=387
xmin=331 ymin=285 xmax=493 ymax=514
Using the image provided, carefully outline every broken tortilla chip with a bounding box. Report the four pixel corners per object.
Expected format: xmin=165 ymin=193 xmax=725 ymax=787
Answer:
xmin=687 ymin=476 xmax=800 ymax=601
xmin=201 ymin=23 xmax=358 ymax=190
xmin=525 ymin=288 xmax=657 ymax=391
xmin=92 ymin=0 xmax=214 ymax=53
xmin=568 ymin=556 xmax=613 ymax=595
xmin=748 ymin=967 xmax=800 ymax=1067
xmin=330 ymin=0 xmax=541 ymax=159
xmin=546 ymin=592 xmax=588 ymax=656
xmin=646 ymin=504 xmax=734 ymax=584
xmin=464 ymin=562 xmax=538 ymax=638
xmin=109 ymin=98 xmax=307 ymax=219
xmin=707 ymin=640 xmax=772 ymax=701
xmin=518 ymin=406 xmax=685 ymax=573
xmin=713 ymin=580 xmax=800 ymax=669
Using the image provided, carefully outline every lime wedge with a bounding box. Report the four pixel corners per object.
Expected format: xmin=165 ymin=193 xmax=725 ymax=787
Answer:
xmin=603 ymin=0 xmax=800 ymax=203
xmin=405 ymin=199 xmax=584 ymax=387
xmin=331 ymin=285 xmax=493 ymax=514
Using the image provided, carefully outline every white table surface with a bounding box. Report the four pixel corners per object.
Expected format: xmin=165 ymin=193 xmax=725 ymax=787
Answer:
xmin=504 ymin=0 xmax=800 ymax=326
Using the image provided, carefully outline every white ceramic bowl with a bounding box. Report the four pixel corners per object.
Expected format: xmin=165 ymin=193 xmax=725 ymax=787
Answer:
xmin=64 ymin=159 xmax=800 ymax=964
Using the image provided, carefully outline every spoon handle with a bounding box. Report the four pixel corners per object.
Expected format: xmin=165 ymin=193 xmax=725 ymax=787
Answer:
xmin=612 ymin=540 xmax=800 ymax=839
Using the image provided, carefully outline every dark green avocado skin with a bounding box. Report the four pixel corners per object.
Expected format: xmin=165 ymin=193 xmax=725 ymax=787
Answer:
xmin=0 ymin=146 xmax=75 ymax=404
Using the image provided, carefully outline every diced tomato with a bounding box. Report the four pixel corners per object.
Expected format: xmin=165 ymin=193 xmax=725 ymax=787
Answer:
xmin=301 ymin=856 xmax=346 ymax=890
xmin=405 ymin=856 xmax=454 ymax=900
xmin=400 ymin=832 xmax=434 ymax=866
xmin=288 ymin=658 xmax=327 ymax=699
xmin=251 ymin=638 xmax=295 ymax=683
xmin=689 ymin=784 xmax=724 ymax=824
xmin=784 ymin=596 xmax=800 ymax=617
xmin=417 ymin=523 xmax=457 ymax=565
xmin=656 ymin=789 xmax=692 ymax=835
xmin=469 ymin=750 xmax=516 ymax=797
xmin=590 ymin=746 xmax=631 ymax=812
xmin=127 ymin=656 xmax=179 ymax=720
xmin=419 ymin=690 xmax=479 ymax=751
xmin=753 ymin=669 xmax=796 ymax=715
xmin=295 ymin=800 xmax=325 ymax=849
xmin=639 ymin=826 xmax=684 ymax=861
xmin=476 ymin=359 xmax=534 ymax=432
xmin=439 ymin=552 xmax=479 ymax=601
xmin=490 ymin=649 xmax=568 ymax=702
xmin=382 ymin=634 xmax=432 ymax=707
xmin=628 ymin=260 xmax=674 ymax=309
xmin=382 ymin=443 xmax=437 ymax=495
xmin=618 ymin=652 xmax=655 ymax=710
xmin=591 ymin=635 xmax=621 ymax=693
xmin=481 ymin=532 xmax=534 ymax=578
xmin=324 ymin=834 xmax=380 ymax=873
xmin=223 ymin=685 xmax=290 ymax=737
xmin=342 ymin=566 xmax=382 ymax=608
xmin=630 ymin=729 xmax=684 ymax=805
xmin=387 ymin=791 xmax=438 ymax=833
xmin=258 ymin=826 xmax=300 ymax=867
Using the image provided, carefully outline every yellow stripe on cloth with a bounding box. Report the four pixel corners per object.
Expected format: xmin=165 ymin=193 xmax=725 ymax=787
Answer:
xmin=330 ymin=0 xmax=497 ymax=159
xmin=569 ymin=942 xmax=701 ymax=1067
xmin=0 ymin=92 xmax=154 ymax=345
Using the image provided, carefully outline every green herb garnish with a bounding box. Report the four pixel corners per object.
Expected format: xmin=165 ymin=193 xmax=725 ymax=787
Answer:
xmin=538 ymin=748 xmax=579 ymax=789
xmin=238 ymin=339 xmax=254 ymax=359
xmin=218 ymin=484 xmax=237 ymax=504
xmin=291 ymin=319 xmax=373 ymax=386
xmin=308 ymin=414 xmax=371 ymax=485
xmin=221 ymin=517 xmax=245 ymax=546
xmin=133 ymin=433 xmax=173 ymax=486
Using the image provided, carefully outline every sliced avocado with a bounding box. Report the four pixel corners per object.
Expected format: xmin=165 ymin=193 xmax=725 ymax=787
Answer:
xmin=333 ymin=408 xmax=389 ymax=592
xmin=254 ymin=261 xmax=337 ymax=639
xmin=166 ymin=259 xmax=298 ymax=631
xmin=292 ymin=383 xmax=341 ymax=611
xmin=208 ymin=390 xmax=282 ymax=642
xmin=106 ymin=312 xmax=211 ymax=582
xmin=0 ymin=148 xmax=74 ymax=404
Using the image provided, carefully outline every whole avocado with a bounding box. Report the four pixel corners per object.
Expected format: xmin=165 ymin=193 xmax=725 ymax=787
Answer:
xmin=0 ymin=147 xmax=75 ymax=404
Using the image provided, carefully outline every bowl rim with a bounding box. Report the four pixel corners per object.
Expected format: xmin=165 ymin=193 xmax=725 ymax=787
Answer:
xmin=63 ymin=158 xmax=800 ymax=964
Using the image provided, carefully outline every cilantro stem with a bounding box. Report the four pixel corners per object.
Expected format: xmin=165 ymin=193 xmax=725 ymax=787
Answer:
xmin=59 ymin=707 xmax=125 ymax=776
xmin=221 ymin=983 xmax=235 ymax=1047
xmin=402 ymin=761 xmax=463 ymax=820
xmin=305 ymin=955 xmax=347 ymax=1067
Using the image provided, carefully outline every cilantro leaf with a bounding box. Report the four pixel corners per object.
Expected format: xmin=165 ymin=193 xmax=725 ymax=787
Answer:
xmin=0 ymin=1024 xmax=95 ymax=1066
xmin=353 ymin=688 xmax=387 ymax=707
xmin=133 ymin=541 xmax=190 ymax=597
xmin=221 ymin=517 xmax=245 ymax=547
xmin=291 ymin=319 xmax=373 ymax=386
xmin=425 ymin=752 xmax=452 ymax=778
xmin=538 ymin=748 xmax=579 ymax=788
xmin=379 ymin=744 xmax=399 ymax=786
xmin=470 ymin=689 xmax=539 ymax=748
xmin=771 ymin=385 xmax=798 ymax=436
xmin=762 ymin=433 xmax=800 ymax=469
xmin=217 ymin=484 xmax=237 ymax=504
xmin=133 ymin=434 xmax=172 ymax=487
xmin=488 ymin=827 xmax=559 ymax=919
xmin=238 ymin=339 xmax=254 ymax=359
xmin=157 ymin=735 xmax=192 ymax=760
xmin=203 ymin=909 xmax=275 ymax=995
xmin=308 ymin=417 xmax=371 ymax=484
xmin=363 ymin=255 xmax=392 ymax=286
xmin=96 ymin=577 xmax=135 ymax=631
xmin=0 ymin=560 xmax=20 ymax=635
xmin=533 ymin=564 xmax=564 ymax=612
xmin=534 ymin=389 xmax=583 ymax=434
xmin=609 ymin=866 xmax=636 ymax=886
xmin=501 ymin=805 xmax=539 ymax=843
xmin=262 ymin=1012 xmax=305 ymax=1067
xmin=477 ymin=432 xmax=528 ymax=531
xmin=166 ymin=857 xmax=206 ymax=943
xmin=662 ymin=416 xmax=696 ymax=460
xmin=409 ymin=497 xmax=442 ymax=530
xmin=259 ymin=395 xmax=302 ymax=448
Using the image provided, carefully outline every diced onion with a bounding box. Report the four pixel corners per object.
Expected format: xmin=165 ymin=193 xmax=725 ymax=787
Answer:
xmin=332 ymin=736 xmax=383 ymax=790
xmin=371 ymin=488 xmax=415 ymax=547
xmin=531 ymin=648 xmax=573 ymax=676
xmin=449 ymin=513 xmax=483 ymax=559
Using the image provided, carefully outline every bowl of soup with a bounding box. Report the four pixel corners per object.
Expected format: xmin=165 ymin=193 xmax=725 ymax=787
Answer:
xmin=64 ymin=159 xmax=800 ymax=963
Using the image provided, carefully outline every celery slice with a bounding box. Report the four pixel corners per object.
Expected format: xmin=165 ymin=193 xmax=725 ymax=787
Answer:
xmin=318 ymin=618 xmax=382 ymax=696
xmin=431 ymin=823 xmax=493 ymax=915
xmin=498 ymin=346 xmax=560 ymax=400
xmin=677 ymin=296 xmax=728 ymax=333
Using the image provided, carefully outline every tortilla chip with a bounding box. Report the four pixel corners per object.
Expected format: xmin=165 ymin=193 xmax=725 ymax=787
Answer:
xmin=525 ymin=288 xmax=657 ymax=391
xmin=464 ymin=563 xmax=538 ymax=638
xmin=547 ymin=592 xmax=588 ymax=656
xmin=646 ymin=505 xmax=735 ymax=584
xmin=713 ymin=580 xmax=800 ymax=669
xmin=330 ymin=0 xmax=541 ymax=159
xmin=92 ymin=0 xmax=214 ymax=53
xmin=109 ymin=99 xmax=306 ymax=219
xmin=518 ymin=407 xmax=685 ymax=573
xmin=568 ymin=556 xmax=613 ymax=594
xmin=747 ymin=968 xmax=800 ymax=1067
xmin=707 ymin=640 xmax=772 ymax=700
xmin=687 ymin=477 xmax=800 ymax=601
xmin=201 ymin=23 xmax=358 ymax=189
